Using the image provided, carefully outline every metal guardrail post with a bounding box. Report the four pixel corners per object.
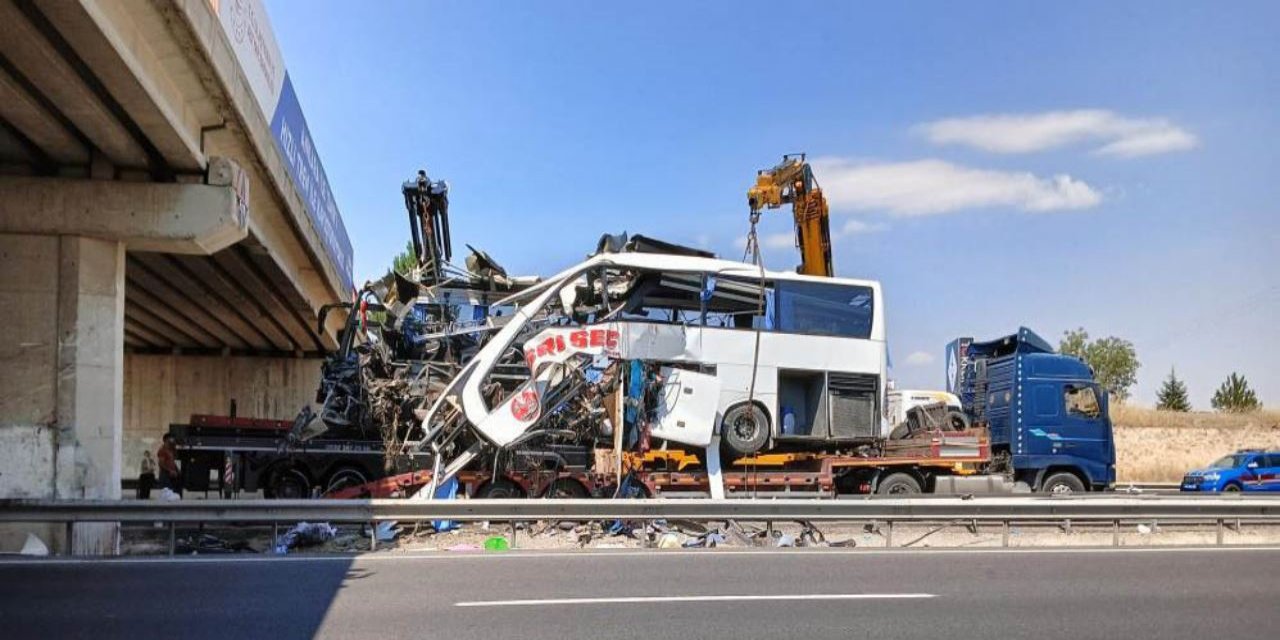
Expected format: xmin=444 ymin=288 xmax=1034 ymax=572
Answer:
xmin=168 ymin=522 xmax=176 ymax=556
xmin=885 ymin=520 xmax=893 ymax=547
xmin=1112 ymin=520 xmax=1119 ymax=547
xmin=64 ymin=522 xmax=74 ymax=557
xmin=369 ymin=521 xmax=377 ymax=551
xmin=1001 ymin=520 xmax=1010 ymax=547
xmin=1217 ymin=519 xmax=1224 ymax=545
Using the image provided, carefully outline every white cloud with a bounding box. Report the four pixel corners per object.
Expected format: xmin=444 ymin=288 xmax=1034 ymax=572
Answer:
xmin=837 ymin=219 xmax=887 ymax=237
xmin=813 ymin=158 xmax=1101 ymax=216
xmin=904 ymin=350 xmax=935 ymax=366
xmin=917 ymin=109 xmax=1197 ymax=157
xmin=762 ymin=232 xmax=796 ymax=250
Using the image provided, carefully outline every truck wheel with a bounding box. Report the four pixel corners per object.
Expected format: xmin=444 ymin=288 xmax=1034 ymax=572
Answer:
xmin=474 ymin=478 xmax=523 ymax=499
xmin=721 ymin=404 xmax=769 ymax=457
xmin=266 ymin=467 xmax=311 ymax=499
xmin=1041 ymin=472 xmax=1085 ymax=494
xmin=1222 ymin=483 xmax=1242 ymax=492
xmin=325 ymin=467 xmax=369 ymax=495
xmin=876 ymin=473 xmax=922 ymax=495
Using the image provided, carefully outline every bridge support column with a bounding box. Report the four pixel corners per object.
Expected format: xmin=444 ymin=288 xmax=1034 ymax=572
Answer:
xmin=1 ymin=233 xmax=124 ymax=555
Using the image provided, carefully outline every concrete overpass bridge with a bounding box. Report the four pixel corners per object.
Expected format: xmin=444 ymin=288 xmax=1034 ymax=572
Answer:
xmin=0 ymin=0 xmax=354 ymax=553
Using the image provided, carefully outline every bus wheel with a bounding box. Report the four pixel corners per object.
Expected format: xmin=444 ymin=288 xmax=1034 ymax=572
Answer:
xmin=474 ymin=478 xmax=523 ymax=499
xmin=266 ymin=467 xmax=311 ymax=499
xmin=721 ymin=404 xmax=769 ymax=457
xmin=876 ymin=473 xmax=922 ymax=495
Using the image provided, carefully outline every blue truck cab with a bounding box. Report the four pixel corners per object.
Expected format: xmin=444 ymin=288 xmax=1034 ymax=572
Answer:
xmin=946 ymin=328 xmax=1116 ymax=493
xmin=1181 ymin=450 xmax=1280 ymax=492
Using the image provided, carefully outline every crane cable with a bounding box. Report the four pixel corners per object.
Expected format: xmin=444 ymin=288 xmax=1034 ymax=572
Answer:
xmin=742 ymin=214 xmax=766 ymax=498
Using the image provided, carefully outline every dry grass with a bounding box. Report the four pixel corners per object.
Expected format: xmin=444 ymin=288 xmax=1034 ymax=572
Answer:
xmin=1111 ymin=405 xmax=1280 ymax=483
xmin=1110 ymin=404 xmax=1280 ymax=430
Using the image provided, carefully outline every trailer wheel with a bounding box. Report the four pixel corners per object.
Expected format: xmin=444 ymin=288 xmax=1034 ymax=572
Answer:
xmin=721 ymin=403 xmax=770 ymax=457
xmin=265 ymin=467 xmax=311 ymax=499
xmin=876 ymin=472 xmax=922 ymax=495
xmin=474 ymin=478 xmax=524 ymax=499
xmin=1041 ymin=472 xmax=1085 ymax=494
xmin=544 ymin=478 xmax=591 ymax=499
xmin=324 ymin=467 xmax=369 ymax=495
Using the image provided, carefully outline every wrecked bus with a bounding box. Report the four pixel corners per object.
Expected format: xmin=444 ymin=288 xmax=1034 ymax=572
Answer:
xmin=392 ymin=248 xmax=1114 ymax=498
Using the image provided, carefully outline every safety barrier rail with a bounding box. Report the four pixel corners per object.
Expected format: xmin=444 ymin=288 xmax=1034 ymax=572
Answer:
xmin=3 ymin=496 xmax=1277 ymax=555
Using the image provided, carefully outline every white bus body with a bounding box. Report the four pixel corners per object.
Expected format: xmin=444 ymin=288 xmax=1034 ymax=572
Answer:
xmin=419 ymin=252 xmax=887 ymax=457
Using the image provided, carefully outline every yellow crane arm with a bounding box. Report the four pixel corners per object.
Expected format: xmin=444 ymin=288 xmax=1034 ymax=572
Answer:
xmin=747 ymin=154 xmax=833 ymax=277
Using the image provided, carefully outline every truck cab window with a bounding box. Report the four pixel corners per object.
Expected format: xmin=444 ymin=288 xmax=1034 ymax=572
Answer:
xmin=1064 ymin=385 xmax=1101 ymax=419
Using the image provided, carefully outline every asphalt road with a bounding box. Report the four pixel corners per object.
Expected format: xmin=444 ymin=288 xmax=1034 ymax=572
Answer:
xmin=1 ymin=547 xmax=1274 ymax=639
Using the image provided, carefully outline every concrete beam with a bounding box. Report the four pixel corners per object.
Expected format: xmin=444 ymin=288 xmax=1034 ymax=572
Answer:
xmin=0 ymin=157 xmax=248 ymax=254
xmin=0 ymin=63 xmax=89 ymax=165
xmin=166 ymin=0 xmax=350 ymax=305
xmin=0 ymin=0 xmax=146 ymax=167
xmin=130 ymin=252 xmax=273 ymax=351
xmin=37 ymin=0 xmax=209 ymax=172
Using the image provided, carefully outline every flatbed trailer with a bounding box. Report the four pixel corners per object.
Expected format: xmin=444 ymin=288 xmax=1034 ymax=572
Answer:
xmin=170 ymin=415 xmax=428 ymax=498
xmin=328 ymin=428 xmax=995 ymax=499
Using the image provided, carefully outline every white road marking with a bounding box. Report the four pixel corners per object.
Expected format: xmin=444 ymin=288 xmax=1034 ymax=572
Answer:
xmin=3 ymin=545 xmax=1279 ymax=566
xmin=455 ymin=593 xmax=936 ymax=607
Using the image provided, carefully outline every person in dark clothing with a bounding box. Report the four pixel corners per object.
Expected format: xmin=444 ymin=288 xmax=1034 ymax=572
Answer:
xmin=138 ymin=450 xmax=156 ymax=499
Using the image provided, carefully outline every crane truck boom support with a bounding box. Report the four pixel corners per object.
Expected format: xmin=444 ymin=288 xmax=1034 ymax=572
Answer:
xmin=747 ymin=153 xmax=834 ymax=277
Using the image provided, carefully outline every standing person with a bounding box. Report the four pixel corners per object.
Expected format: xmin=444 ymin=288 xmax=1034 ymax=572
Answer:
xmin=138 ymin=450 xmax=156 ymax=499
xmin=157 ymin=434 xmax=182 ymax=496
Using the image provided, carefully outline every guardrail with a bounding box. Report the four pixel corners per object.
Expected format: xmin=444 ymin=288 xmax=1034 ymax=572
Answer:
xmin=4 ymin=496 xmax=1279 ymax=555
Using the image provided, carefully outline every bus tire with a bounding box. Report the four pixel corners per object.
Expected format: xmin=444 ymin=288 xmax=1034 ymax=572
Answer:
xmin=721 ymin=403 xmax=770 ymax=457
xmin=876 ymin=472 xmax=922 ymax=495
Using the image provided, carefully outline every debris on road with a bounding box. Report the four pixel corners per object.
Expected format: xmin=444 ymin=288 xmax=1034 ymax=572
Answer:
xmin=274 ymin=522 xmax=338 ymax=554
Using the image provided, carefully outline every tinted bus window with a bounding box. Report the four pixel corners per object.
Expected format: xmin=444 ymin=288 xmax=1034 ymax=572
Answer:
xmin=774 ymin=281 xmax=873 ymax=339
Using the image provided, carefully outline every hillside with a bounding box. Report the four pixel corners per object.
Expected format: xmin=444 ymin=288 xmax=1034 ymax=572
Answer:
xmin=1111 ymin=405 xmax=1280 ymax=483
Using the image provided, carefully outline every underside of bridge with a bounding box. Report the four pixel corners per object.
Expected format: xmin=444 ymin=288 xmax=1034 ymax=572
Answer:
xmin=0 ymin=0 xmax=350 ymax=553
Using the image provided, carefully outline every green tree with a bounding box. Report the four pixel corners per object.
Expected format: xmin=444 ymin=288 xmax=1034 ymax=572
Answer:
xmin=1211 ymin=372 xmax=1261 ymax=413
xmin=391 ymin=240 xmax=417 ymax=275
xmin=1059 ymin=328 xmax=1140 ymax=402
xmin=1155 ymin=368 xmax=1191 ymax=412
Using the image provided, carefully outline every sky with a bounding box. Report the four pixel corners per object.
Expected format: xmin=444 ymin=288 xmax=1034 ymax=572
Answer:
xmin=267 ymin=1 xmax=1279 ymax=408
